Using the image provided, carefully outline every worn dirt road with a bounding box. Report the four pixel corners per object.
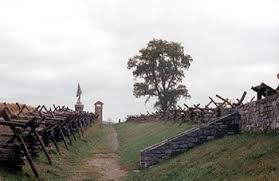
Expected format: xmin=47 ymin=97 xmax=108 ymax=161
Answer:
xmin=68 ymin=125 xmax=127 ymax=181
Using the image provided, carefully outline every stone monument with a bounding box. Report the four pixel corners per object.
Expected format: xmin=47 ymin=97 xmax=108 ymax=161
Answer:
xmin=75 ymin=83 xmax=84 ymax=112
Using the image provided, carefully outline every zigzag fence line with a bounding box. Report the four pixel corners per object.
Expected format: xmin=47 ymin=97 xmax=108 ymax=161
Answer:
xmin=0 ymin=103 xmax=97 ymax=178
xmin=127 ymin=91 xmax=248 ymax=124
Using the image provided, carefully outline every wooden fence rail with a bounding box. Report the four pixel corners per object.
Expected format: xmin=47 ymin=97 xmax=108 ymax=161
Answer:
xmin=0 ymin=103 xmax=97 ymax=178
xmin=126 ymin=92 xmax=247 ymax=124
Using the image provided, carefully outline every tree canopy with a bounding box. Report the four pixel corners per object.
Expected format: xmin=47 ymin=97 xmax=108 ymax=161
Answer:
xmin=127 ymin=39 xmax=193 ymax=111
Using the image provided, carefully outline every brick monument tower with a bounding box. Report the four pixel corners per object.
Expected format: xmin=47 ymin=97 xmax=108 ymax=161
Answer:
xmin=94 ymin=101 xmax=103 ymax=124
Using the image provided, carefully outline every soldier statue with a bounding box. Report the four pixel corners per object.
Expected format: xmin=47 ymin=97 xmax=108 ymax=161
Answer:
xmin=75 ymin=83 xmax=84 ymax=111
xmin=76 ymin=83 xmax=82 ymax=103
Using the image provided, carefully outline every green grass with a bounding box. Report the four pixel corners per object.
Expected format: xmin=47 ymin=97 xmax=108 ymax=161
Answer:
xmin=114 ymin=121 xmax=193 ymax=169
xmin=115 ymin=121 xmax=279 ymax=181
xmin=3 ymin=120 xmax=279 ymax=181
xmin=0 ymin=125 xmax=111 ymax=181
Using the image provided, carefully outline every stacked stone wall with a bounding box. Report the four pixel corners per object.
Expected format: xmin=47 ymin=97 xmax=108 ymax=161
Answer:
xmin=139 ymin=93 xmax=279 ymax=168
xmin=140 ymin=112 xmax=240 ymax=168
xmin=239 ymin=93 xmax=279 ymax=132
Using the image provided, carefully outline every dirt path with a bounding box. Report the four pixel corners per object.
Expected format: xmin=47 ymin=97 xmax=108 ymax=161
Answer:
xmin=109 ymin=127 xmax=120 ymax=152
xmin=87 ymin=152 xmax=127 ymax=181
xmin=68 ymin=125 xmax=127 ymax=181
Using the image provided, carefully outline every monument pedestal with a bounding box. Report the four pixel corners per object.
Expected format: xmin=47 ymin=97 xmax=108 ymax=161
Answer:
xmin=75 ymin=102 xmax=84 ymax=112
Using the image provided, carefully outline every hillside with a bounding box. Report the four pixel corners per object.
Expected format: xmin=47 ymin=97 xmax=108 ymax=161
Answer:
xmin=114 ymin=121 xmax=193 ymax=169
xmin=115 ymin=121 xmax=279 ymax=181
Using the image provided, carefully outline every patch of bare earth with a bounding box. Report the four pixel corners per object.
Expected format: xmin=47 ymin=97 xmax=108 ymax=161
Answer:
xmin=68 ymin=126 xmax=127 ymax=181
xmin=87 ymin=153 xmax=127 ymax=181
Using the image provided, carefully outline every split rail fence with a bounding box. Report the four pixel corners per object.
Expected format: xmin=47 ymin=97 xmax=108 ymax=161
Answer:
xmin=127 ymin=91 xmax=250 ymax=124
xmin=0 ymin=103 xmax=97 ymax=177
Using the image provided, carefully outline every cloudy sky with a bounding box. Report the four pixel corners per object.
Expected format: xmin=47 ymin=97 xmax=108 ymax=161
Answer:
xmin=0 ymin=0 xmax=278 ymax=121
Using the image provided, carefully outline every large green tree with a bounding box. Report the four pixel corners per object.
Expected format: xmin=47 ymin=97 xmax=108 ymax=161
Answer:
xmin=127 ymin=39 xmax=193 ymax=111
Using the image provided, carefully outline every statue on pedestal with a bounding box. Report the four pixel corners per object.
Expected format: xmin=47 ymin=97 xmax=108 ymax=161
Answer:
xmin=75 ymin=83 xmax=84 ymax=112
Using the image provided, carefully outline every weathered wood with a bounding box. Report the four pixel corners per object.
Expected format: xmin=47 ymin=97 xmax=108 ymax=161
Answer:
xmin=0 ymin=104 xmax=97 ymax=177
xmin=65 ymin=124 xmax=73 ymax=145
xmin=209 ymin=97 xmax=219 ymax=108
xmin=205 ymin=100 xmax=213 ymax=108
xmin=59 ymin=125 xmax=69 ymax=150
xmin=49 ymin=131 xmax=60 ymax=154
xmin=34 ymin=130 xmax=52 ymax=165
xmin=68 ymin=124 xmax=77 ymax=141
xmin=250 ymin=96 xmax=255 ymax=103
xmin=216 ymin=94 xmax=234 ymax=107
xmin=236 ymin=91 xmax=247 ymax=105
xmin=15 ymin=128 xmax=39 ymax=178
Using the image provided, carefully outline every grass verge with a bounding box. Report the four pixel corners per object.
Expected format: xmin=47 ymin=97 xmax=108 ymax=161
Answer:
xmin=0 ymin=125 xmax=110 ymax=181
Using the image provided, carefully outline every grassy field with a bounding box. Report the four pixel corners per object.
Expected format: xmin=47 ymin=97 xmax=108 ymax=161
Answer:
xmin=115 ymin=121 xmax=279 ymax=181
xmin=0 ymin=125 xmax=111 ymax=181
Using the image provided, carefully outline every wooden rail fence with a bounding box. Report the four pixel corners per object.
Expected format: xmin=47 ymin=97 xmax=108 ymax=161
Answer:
xmin=0 ymin=103 xmax=97 ymax=178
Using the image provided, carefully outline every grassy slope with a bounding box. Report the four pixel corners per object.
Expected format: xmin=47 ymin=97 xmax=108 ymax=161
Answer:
xmin=114 ymin=121 xmax=193 ymax=169
xmin=115 ymin=121 xmax=279 ymax=181
xmin=0 ymin=125 xmax=111 ymax=181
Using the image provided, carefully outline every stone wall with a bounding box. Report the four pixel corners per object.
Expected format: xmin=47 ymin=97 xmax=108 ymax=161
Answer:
xmin=140 ymin=112 xmax=240 ymax=168
xmin=127 ymin=108 xmax=233 ymax=124
xmin=139 ymin=93 xmax=279 ymax=168
xmin=239 ymin=93 xmax=279 ymax=132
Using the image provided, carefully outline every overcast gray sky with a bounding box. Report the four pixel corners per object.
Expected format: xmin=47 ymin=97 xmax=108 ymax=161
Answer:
xmin=0 ymin=0 xmax=278 ymax=121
